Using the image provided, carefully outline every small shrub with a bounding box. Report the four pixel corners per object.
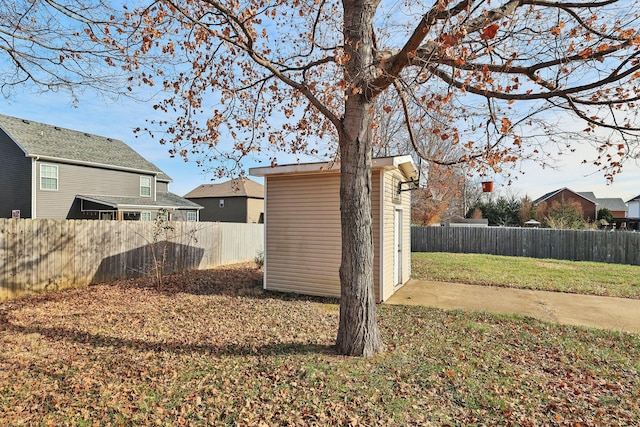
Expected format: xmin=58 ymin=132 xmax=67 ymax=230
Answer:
xmin=254 ymin=249 xmax=264 ymax=268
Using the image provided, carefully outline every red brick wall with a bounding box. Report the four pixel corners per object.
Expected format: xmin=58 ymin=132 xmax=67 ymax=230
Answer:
xmin=537 ymin=190 xmax=597 ymax=222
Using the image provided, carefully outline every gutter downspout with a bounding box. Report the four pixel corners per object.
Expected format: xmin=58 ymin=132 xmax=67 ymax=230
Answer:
xmin=31 ymin=156 xmax=39 ymax=218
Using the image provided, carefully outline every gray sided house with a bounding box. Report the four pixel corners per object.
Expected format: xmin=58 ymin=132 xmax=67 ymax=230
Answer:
xmin=627 ymin=194 xmax=640 ymax=230
xmin=0 ymin=114 xmax=201 ymax=221
xmin=629 ymin=194 xmax=640 ymax=219
xmin=184 ymin=178 xmax=264 ymax=223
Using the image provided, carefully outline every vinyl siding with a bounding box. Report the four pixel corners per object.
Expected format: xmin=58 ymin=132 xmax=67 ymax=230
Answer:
xmin=264 ymin=173 xmax=341 ymax=298
xmin=191 ymin=197 xmax=249 ymax=222
xmin=630 ymin=202 xmax=640 ymax=219
xmin=157 ymin=181 xmax=169 ymax=193
xmin=379 ymin=169 xmax=411 ymax=301
xmin=264 ymin=170 xmax=387 ymax=302
xmin=34 ymin=161 xmax=156 ymax=219
xmin=170 ymin=209 xmax=199 ymax=222
xmin=372 ymin=170 xmax=382 ymax=302
xmin=0 ymin=132 xmax=32 ymax=218
xmin=246 ymin=198 xmax=265 ymax=223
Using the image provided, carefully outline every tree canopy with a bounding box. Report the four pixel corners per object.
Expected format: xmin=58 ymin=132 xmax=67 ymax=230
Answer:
xmin=0 ymin=0 xmax=137 ymax=99
xmin=117 ymin=0 xmax=640 ymax=178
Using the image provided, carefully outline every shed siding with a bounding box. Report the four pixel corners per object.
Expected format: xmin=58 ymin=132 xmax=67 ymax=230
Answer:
xmin=371 ymin=170 xmax=381 ymax=303
xmin=380 ymin=169 xmax=411 ymax=301
xmin=264 ymin=173 xmax=342 ymax=298
xmin=264 ymin=171 xmax=387 ymax=301
xmin=0 ymin=132 xmax=32 ymax=218
xmin=34 ymin=161 xmax=156 ymax=219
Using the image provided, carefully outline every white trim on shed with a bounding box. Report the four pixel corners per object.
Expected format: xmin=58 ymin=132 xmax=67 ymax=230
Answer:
xmin=250 ymin=156 xmax=415 ymax=302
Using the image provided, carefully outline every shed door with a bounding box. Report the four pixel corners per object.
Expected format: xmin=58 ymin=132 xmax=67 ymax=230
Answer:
xmin=394 ymin=208 xmax=403 ymax=286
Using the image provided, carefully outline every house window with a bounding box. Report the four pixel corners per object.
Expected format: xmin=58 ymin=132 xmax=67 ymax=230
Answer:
xmin=187 ymin=211 xmax=197 ymax=222
xmin=140 ymin=176 xmax=151 ymax=197
xmin=40 ymin=164 xmax=58 ymax=190
xmin=140 ymin=211 xmax=152 ymax=221
xmin=219 ymin=199 xmax=225 ymax=208
xmin=156 ymin=211 xmax=169 ymax=221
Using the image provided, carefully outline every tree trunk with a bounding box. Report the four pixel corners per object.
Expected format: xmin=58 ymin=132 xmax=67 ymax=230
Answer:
xmin=335 ymin=0 xmax=384 ymax=357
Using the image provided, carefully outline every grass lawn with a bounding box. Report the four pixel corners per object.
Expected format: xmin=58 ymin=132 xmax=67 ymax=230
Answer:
xmin=1 ymin=263 xmax=639 ymax=426
xmin=412 ymin=252 xmax=640 ymax=299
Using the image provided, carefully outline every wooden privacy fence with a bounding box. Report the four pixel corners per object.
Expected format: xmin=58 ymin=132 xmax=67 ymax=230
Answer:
xmin=0 ymin=219 xmax=264 ymax=300
xmin=412 ymin=226 xmax=640 ymax=266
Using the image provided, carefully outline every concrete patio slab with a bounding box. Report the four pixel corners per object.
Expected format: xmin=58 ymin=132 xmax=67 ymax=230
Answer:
xmin=386 ymin=280 xmax=640 ymax=334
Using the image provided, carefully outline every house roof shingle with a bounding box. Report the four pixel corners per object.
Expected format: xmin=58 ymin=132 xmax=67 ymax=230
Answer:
xmin=0 ymin=114 xmax=171 ymax=182
xmin=534 ymin=188 xmax=628 ymax=214
xmin=595 ymin=198 xmax=628 ymax=212
xmin=576 ymin=192 xmax=597 ymax=203
xmin=77 ymin=193 xmax=203 ymax=210
xmin=184 ymin=178 xmax=264 ymax=199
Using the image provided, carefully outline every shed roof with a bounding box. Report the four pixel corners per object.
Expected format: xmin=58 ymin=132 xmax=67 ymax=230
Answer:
xmin=250 ymin=155 xmax=418 ymax=181
xmin=184 ymin=177 xmax=264 ymax=199
xmin=0 ymin=114 xmax=171 ymax=181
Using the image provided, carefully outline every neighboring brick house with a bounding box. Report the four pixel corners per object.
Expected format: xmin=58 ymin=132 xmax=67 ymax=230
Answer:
xmin=184 ymin=178 xmax=264 ymax=223
xmin=590 ymin=196 xmax=628 ymax=220
xmin=534 ymin=188 xmax=628 ymax=225
xmin=534 ymin=188 xmax=598 ymax=222
xmin=0 ymin=114 xmax=202 ymax=221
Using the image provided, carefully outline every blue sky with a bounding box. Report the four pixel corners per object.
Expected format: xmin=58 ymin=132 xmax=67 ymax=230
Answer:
xmin=1 ymin=89 xmax=638 ymax=202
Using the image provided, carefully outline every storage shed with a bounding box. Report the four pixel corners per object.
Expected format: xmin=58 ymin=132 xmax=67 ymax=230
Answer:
xmin=250 ymin=156 xmax=416 ymax=302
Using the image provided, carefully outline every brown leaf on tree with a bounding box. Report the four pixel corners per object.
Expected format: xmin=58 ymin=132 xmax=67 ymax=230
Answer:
xmin=439 ymin=33 xmax=459 ymax=47
xmin=501 ymin=117 xmax=512 ymax=133
xmin=480 ymin=24 xmax=499 ymax=40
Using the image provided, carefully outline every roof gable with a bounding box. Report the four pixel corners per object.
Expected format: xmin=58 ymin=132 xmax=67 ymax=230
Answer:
xmin=0 ymin=114 xmax=171 ymax=181
xmin=534 ymin=188 xmax=596 ymax=205
xmin=184 ymin=177 xmax=264 ymax=199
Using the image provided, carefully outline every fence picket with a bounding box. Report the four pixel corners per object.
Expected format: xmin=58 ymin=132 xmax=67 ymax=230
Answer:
xmin=412 ymin=226 xmax=640 ymax=265
xmin=0 ymin=219 xmax=264 ymax=300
